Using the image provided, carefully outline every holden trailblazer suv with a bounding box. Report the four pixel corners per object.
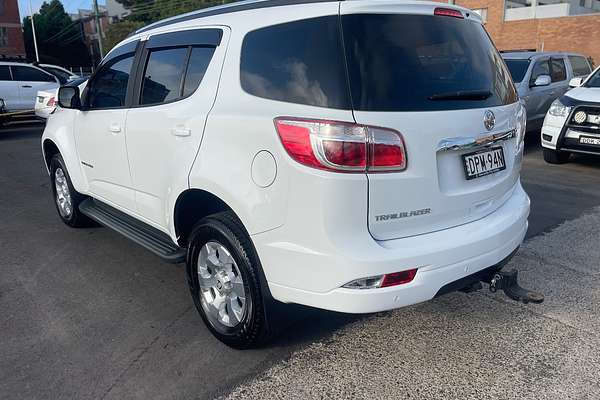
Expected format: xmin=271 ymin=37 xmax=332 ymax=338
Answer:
xmin=541 ymin=65 xmax=600 ymax=164
xmin=42 ymin=0 xmax=531 ymax=348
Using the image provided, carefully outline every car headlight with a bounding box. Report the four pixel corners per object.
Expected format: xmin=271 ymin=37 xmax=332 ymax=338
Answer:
xmin=515 ymin=100 xmax=527 ymax=152
xmin=548 ymin=98 xmax=571 ymax=118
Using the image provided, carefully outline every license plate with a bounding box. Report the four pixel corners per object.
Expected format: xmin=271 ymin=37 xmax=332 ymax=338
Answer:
xmin=579 ymin=136 xmax=600 ymax=146
xmin=462 ymin=147 xmax=506 ymax=180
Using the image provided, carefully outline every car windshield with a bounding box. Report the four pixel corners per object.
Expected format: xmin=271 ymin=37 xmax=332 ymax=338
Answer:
xmin=504 ymin=59 xmax=530 ymax=83
xmin=585 ymin=69 xmax=600 ymax=88
xmin=341 ymin=14 xmax=518 ymax=111
xmin=42 ymin=67 xmax=71 ymax=84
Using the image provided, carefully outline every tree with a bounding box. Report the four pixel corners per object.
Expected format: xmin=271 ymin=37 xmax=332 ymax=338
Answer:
xmin=105 ymin=20 xmax=144 ymax=53
xmin=22 ymin=0 xmax=91 ymax=66
xmin=118 ymin=0 xmax=238 ymax=24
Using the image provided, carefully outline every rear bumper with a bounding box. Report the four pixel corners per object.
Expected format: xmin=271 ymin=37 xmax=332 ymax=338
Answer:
xmin=255 ymin=181 xmax=529 ymax=313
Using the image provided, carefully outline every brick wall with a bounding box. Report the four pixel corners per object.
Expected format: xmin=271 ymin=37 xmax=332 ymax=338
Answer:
xmin=455 ymin=0 xmax=600 ymax=65
xmin=0 ymin=0 xmax=25 ymax=57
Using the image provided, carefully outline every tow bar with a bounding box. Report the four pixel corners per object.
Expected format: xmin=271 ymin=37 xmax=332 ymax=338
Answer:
xmin=487 ymin=269 xmax=544 ymax=304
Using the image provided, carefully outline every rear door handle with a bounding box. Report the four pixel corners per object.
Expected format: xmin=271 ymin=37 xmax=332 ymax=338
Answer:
xmin=172 ymin=127 xmax=191 ymax=137
xmin=109 ymin=123 xmax=121 ymax=133
xmin=21 ymin=85 xmax=32 ymax=88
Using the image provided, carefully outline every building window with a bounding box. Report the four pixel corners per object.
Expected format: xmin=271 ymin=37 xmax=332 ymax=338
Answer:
xmin=0 ymin=0 xmax=4 ymax=16
xmin=0 ymin=27 xmax=8 ymax=47
xmin=505 ymin=0 xmax=600 ymax=21
xmin=472 ymin=8 xmax=488 ymax=22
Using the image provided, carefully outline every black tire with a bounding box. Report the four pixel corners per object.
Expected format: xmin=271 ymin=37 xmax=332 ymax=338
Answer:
xmin=543 ymin=148 xmax=570 ymax=164
xmin=49 ymin=154 xmax=93 ymax=227
xmin=186 ymin=211 xmax=272 ymax=349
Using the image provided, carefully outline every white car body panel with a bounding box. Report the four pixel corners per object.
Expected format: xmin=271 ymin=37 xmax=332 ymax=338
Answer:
xmin=42 ymin=0 xmax=530 ymax=314
xmin=35 ymin=89 xmax=57 ymax=119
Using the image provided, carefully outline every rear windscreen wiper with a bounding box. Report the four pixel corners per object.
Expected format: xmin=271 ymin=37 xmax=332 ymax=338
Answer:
xmin=428 ymin=90 xmax=492 ymax=101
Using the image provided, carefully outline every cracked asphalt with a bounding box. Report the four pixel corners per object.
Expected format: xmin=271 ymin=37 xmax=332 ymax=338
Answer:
xmin=2 ymin=124 xmax=600 ymax=400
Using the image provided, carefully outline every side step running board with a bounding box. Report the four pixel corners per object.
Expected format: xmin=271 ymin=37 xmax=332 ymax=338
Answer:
xmin=79 ymin=199 xmax=186 ymax=264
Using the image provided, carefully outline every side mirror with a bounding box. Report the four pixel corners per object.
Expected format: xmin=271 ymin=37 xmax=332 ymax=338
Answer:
xmin=532 ymin=74 xmax=551 ymax=87
xmin=57 ymin=86 xmax=81 ymax=110
xmin=569 ymin=77 xmax=583 ymax=88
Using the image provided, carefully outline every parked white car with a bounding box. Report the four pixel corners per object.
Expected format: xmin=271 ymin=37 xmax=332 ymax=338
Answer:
xmin=541 ymin=65 xmax=600 ymax=163
xmin=38 ymin=64 xmax=79 ymax=85
xmin=0 ymin=62 xmax=59 ymax=113
xmin=35 ymin=77 xmax=87 ymax=119
xmin=42 ymin=0 xmax=532 ymax=348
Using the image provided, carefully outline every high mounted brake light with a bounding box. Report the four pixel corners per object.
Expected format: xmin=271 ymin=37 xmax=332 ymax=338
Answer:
xmin=274 ymin=117 xmax=406 ymax=173
xmin=434 ymin=7 xmax=464 ymax=19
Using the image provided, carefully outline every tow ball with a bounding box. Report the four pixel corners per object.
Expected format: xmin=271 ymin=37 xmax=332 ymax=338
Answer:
xmin=486 ymin=269 xmax=544 ymax=304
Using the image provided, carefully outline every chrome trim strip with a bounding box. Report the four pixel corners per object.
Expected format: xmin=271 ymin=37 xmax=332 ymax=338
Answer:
xmin=436 ymin=130 xmax=516 ymax=152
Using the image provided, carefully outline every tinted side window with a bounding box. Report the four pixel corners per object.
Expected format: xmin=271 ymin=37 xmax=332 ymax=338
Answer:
xmin=12 ymin=66 xmax=55 ymax=82
xmin=141 ymin=47 xmax=188 ymax=105
xmin=0 ymin=65 xmax=11 ymax=81
xmin=183 ymin=47 xmax=215 ymax=97
xmin=551 ymin=58 xmax=567 ymax=82
xmin=569 ymin=56 xmax=591 ymax=76
xmin=530 ymin=60 xmax=550 ymax=85
xmin=87 ymin=54 xmax=134 ymax=109
xmin=240 ymin=16 xmax=351 ymax=109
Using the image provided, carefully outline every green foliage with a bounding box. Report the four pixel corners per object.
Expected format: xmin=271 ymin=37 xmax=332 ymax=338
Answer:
xmin=22 ymin=0 xmax=91 ymax=66
xmin=105 ymin=20 xmax=145 ymax=52
xmin=120 ymin=0 xmax=238 ymax=24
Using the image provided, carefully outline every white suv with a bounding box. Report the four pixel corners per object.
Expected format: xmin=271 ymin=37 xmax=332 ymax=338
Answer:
xmin=541 ymin=65 xmax=600 ymax=163
xmin=42 ymin=0 xmax=530 ymax=348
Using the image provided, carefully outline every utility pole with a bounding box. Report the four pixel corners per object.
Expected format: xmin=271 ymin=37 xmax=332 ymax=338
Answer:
xmin=93 ymin=0 xmax=104 ymax=59
xmin=28 ymin=0 xmax=39 ymax=63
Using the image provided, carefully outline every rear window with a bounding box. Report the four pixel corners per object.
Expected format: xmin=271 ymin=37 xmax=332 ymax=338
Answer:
xmin=240 ymin=16 xmax=351 ymax=109
xmin=341 ymin=14 xmax=518 ymax=112
xmin=504 ymin=59 xmax=530 ymax=83
xmin=551 ymin=58 xmax=567 ymax=82
xmin=568 ymin=55 xmax=591 ymax=77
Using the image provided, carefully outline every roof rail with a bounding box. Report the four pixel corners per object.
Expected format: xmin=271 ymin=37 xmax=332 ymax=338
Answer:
xmin=134 ymin=0 xmax=339 ymax=35
xmin=499 ymin=49 xmax=536 ymax=53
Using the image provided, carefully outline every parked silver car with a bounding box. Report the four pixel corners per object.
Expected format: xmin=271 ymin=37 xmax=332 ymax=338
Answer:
xmin=502 ymin=51 xmax=593 ymax=133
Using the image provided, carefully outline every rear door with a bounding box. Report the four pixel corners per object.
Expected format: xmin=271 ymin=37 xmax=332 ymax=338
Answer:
xmin=11 ymin=65 xmax=59 ymax=110
xmin=549 ymin=56 xmax=569 ymax=101
xmin=125 ymin=28 xmax=227 ymax=229
xmin=340 ymin=5 xmax=522 ymax=240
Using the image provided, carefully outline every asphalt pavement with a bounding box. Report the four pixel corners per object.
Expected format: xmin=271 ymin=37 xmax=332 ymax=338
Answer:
xmin=1 ymin=124 xmax=600 ymax=400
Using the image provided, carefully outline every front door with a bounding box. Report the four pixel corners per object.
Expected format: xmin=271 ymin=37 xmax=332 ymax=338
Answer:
xmin=74 ymin=44 xmax=138 ymax=212
xmin=0 ymin=65 xmax=18 ymax=111
xmin=525 ymin=58 xmax=554 ymax=131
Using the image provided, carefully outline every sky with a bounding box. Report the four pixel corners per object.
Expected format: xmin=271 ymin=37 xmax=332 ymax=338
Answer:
xmin=18 ymin=0 xmax=107 ymax=18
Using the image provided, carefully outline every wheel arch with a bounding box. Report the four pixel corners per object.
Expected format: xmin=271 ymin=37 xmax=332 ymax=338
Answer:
xmin=174 ymin=188 xmax=248 ymax=247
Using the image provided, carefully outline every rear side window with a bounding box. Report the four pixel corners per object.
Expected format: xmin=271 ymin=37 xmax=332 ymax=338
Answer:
xmin=240 ymin=16 xmax=351 ymax=109
xmin=140 ymin=46 xmax=215 ymax=105
xmin=0 ymin=65 xmax=10 ymax=81
xmin=141 ymin=47 xmax=189 ymax=105
xmin=568 ymin=56 xmax=591 ymax=76
xmin=183 ymin=47 xmax=214 ymax=97
xmin=12 ymin=66 xmax=55 ymax=82
xmin=341 ymin=14 xmax=517 ymax=112
xmin=551 ymin=58 xmax=567 ymax=82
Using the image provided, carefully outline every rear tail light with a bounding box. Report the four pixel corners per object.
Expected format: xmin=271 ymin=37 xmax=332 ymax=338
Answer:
xmin=47 ymin=97 xmax=56 ymax=107
xmin=343 ymin=268 xmax=418 ymax=290
xmin=274 ymin=117 xmax=406 ymax=173
xmin=434 ymin=7 xmax=464 ymax=18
